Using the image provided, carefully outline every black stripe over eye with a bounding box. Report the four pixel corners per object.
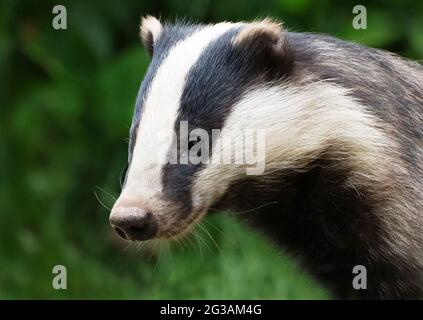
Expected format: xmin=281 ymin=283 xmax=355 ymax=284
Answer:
xmin=120 ymin=163 xmax=129 ymax=190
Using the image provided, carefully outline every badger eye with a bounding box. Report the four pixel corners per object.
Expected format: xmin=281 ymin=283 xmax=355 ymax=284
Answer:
xmin=120 ymin=163 xmax=128 ymax=189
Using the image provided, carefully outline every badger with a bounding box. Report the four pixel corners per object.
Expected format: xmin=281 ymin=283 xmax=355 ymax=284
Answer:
xmin=109 ymin=16 xmax=423 ymax=299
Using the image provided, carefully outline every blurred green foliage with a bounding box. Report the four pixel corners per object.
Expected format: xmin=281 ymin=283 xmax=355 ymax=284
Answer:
xmin=0 ymin=0 xmax=422 ymax=299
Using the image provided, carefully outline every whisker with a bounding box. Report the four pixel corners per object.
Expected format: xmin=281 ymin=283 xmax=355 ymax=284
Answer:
xmin=209 ymin=201 xmax=279 ymax=215
xmin=135 ymin=241 xmax=147 ymax=254
xmin=195 ymin=232 xmax=204 ymax=261
xmin=204 ymin=219 xmax=239 ymax=248
xmin=94 ymin=191 xmax=112 ymax=211
xmin=179 ymin=237 xmax=187 ymax=251
xmin=153 ymin=241 xmax=162 ymax=272
xmin=166 ymin=242 xmax=172 ymax=261
xmin=95 ymin=186 xmax=117 ymax=201
xmin=198 ymin=223 xmax=223 ymax=255
xmin=196 ymin=228 xmax=212 ymax=253
xmin=185 ymin=234 xmax=195 ymax=250
xmin=123 ymin=242 xmax=132 ymax=252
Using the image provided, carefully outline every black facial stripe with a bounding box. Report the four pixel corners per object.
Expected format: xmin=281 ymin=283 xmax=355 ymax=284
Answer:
xmin=128 ymin=24 xmax=200 ymax=162
xmin=162 ymin=26 xmax=291 ymax=211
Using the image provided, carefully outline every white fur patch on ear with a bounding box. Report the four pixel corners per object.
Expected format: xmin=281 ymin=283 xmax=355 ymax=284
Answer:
xmin=140 ymin=15 xmax=163 ymax=54
xmin=233 ymin=18 xmax=283 ymax=46
xmin=232 ymin=18 xmax=292 ymax=70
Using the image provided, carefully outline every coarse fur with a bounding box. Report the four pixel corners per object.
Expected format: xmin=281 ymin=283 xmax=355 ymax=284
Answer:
xmin=110 ymin=17 xmax=423 ymax=299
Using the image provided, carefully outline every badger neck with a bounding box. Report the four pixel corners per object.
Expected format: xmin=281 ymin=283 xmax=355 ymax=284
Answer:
xmin=201 ymin=80 xmax=419 ymax=299
xmin=206 ymin=80 xmax=405 ymax=249
xmin=197 ymin=81 xmax=397 ymax=211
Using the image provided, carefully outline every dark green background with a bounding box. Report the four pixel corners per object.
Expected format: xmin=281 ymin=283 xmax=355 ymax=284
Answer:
xmin=1 ymin=0 xmax=422 ymax=299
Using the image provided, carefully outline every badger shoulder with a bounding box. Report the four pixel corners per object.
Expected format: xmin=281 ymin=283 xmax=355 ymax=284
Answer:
xmin=285 ymin=31 xmax=423 ymax=178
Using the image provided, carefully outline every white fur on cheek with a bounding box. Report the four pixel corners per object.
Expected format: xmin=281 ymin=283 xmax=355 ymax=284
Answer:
xmin=192 ymin=82 xmax=396 ymax=208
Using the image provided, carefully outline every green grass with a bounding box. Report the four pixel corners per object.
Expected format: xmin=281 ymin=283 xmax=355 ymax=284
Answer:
xmin=0 ymin=211 xmax=329 ymax=299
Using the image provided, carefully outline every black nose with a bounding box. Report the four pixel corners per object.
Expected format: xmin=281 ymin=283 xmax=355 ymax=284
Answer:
xmin=109 ymin=209 xmax=157 ymax=241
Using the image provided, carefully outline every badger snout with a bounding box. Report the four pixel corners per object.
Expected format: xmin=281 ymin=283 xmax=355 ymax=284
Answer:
xmin=109 ymin=207 xmax=158 ymax=241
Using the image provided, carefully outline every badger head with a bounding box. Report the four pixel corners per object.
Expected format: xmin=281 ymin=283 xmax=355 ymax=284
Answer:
xmin=108 ymin=16 xmax=294 ymax=241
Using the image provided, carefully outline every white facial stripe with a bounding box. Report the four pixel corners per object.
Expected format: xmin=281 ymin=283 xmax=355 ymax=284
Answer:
xmin=192 ymin=81 xmax=395 ymax=207
xmin=125 ymin=22 xmax=239 ymax=199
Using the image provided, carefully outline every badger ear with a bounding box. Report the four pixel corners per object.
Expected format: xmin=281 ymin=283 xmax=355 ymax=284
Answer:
xmin=233 ymin=19 xmax=293 ymax=74
xmin=140 ymin=15 xmax=163 ymax=56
